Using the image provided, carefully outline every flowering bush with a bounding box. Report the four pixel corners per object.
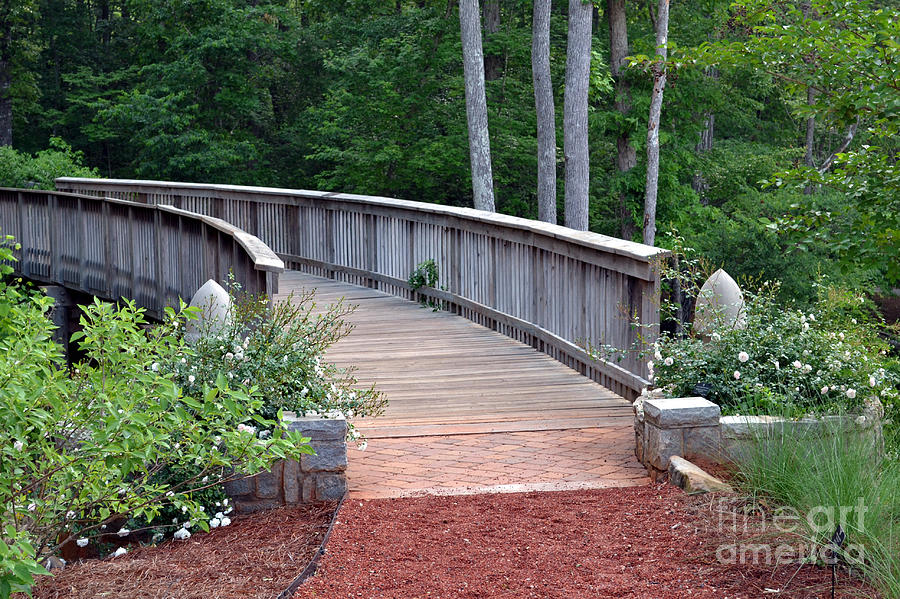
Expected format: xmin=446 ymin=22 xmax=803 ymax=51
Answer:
xmin=652 ymin=284 xmax=900 ymax=417
xmin=0 ymin=239 xmax=314 ymax=597
xmin=171 ymin=286 xmax=386 ymax=443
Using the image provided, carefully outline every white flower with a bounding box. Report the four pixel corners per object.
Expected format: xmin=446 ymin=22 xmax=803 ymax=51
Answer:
xmin=711 ymin=332 xmax=721 ymax=342
xmin=838 ymin=332 xmax=845 ymax=340
xmin=13 ymin=440 xmax=23 ymax=452
xmin=851 ymin=318 xmax=857 ymax=324
xmin=792 ymin=361 xmax=802 ymax=369
xmin=188 ymin=375 xmax=195 ymax=384
xmin=111 ymin=547 xmax=127 ymax=558
xmin=802 ymin=322 xmax=809 ymax=332
xmin=223 ymin=498 xmax=228 ymax=505
xmin=774 ymin=361 xmax=780 ymax=370
xmin=27 ymin=503 xmax=36 ymax=512
xmin=738 ymin=352 xmax=749 ymax=363
xmin=733 ymin=371 xmax=741 ymax=380
xmin=181 ymin=357 xmax=187 ymax=364
xmin=654 ymin=349 xmax=662 ymax=361
xmin=117 ymin=528 xmax=130 ymax=537
xmin=76 ymin=538 xmax=89 ymax=548
xmin=664 ymin=357 xmax=674 ymax=366
xmin=803 ymin=364 xmax=812 ymax=373
xmin=181 ymin=505 xmax=188 ymax=513
xmin=215 ymin=512 xmax=224 ymax=519
xmin=237 ymin=423 xmax=256 ymax=435
xmin=151 ymin=362 xmax=159 ymax=372
xmin=809 ymin=314 xmax=816 ymax=322
xmin=225 ymin=352 xmax=234 ymax=360
xmin=869 ymin=376 xmax=877 ymax=388
xmin=209 ymin=518 xmax=220 ymax=528
xmin=66 ymin=511 xmax=76 ymax=520
xmin=358 ymin=441 xmax=368 ymax=451
xmin=173 ymin=528 xmax=191 ymax=540
xmin=821 ymin=386 xmax=829 ymax=395
xmin=166 ymin=491 xmax=174 ymax=497
xmin=220 ymin=517 xmax=231 ymax=527
xmin=201 ymin=476 xmax=209 ymax=483
xmin=846 ymin=388 xmax=857 ymax=399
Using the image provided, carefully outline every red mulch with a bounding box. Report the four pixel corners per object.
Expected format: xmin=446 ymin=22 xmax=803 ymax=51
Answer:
xmin=32 ymin=502 xmax=337 ymax=599
xmin=296 ymin=485 xmax=877 ymax=599
xmin=29 ymin=485 xmax=879 ymax=599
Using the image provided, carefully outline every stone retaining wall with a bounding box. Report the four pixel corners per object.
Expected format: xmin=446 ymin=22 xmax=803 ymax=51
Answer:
xmin=634 ymin=393 xmax=882 ymax=481
xmin=225 ymin=415 xmax=348 ymax=513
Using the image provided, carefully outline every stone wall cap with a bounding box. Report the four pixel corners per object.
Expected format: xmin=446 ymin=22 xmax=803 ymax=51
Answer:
xmin=644 ymin=397 xmax=721 ymax=428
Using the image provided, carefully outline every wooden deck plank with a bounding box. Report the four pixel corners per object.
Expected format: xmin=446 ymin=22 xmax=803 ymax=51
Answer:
xmin=275 ymin=271 xmax=632 ymax=436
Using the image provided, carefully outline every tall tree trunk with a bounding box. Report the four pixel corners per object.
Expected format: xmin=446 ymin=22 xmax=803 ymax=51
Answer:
xmin=804 ymin=86 xmax=816 ymax=168
xmin=0 ymin=57 xmax=11 ymax=147
xmin=532 ymin=0 xmax=556 ymax=224
xmin=0 ymin=12 xmax=11 ymax=147
xmin=642 ymin=0 xmax=669 ymax=247
xmin=459 ymin=0 xmax=496 ymax=212
xmin=563 ymin=0 xmax=591 ymax=231
xmin=608 ymin=0 xmax=636 ymax=239
xmin=483 ymin=0 xmax=501 ymax=81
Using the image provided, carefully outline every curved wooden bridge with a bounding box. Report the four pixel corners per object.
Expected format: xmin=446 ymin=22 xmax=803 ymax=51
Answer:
xmin=1 ymin=179 xmax=667 ymax=495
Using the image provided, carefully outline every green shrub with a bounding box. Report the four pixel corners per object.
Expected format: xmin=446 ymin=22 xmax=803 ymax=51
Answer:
xmin=0 ymin=138 xmax=98 ymax=190
xmin=171 ymin=285 xmax=386 ymax=445
xmin=652 ymin=283 xmax=900 ymax=417
xmin=0 ymin=238 xmax=314 ymax=597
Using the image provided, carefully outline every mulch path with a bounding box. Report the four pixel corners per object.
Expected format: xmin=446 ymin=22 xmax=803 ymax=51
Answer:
xmin=32 ymin=502 xmax=338 ymax=599
xmin=296 ymin=485 xmax=876 ymax=599
xmin=30 ymin=485 xmax=877 ymax=598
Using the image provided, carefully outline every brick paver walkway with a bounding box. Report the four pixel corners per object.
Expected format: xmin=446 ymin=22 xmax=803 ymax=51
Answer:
xmin=348 ymin=427 xmax=647 ymax=499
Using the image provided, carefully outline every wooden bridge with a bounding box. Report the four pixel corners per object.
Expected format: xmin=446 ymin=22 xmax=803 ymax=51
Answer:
xmin=1 ymin=178 xmax=667 ymax=493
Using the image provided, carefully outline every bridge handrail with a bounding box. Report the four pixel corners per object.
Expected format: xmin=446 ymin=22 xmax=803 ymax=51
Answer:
xmin=0 ymin=187 xmax=283 ymax=319
xmin=56 ymin=178 xmax=668 ymax=398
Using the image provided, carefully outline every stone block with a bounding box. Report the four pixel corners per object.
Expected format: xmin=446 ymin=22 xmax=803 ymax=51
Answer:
xmin=254 ymin=470 xmax=280 ymax=499
xmin=223 ymin=476 xmax=253 ymax=497
xmin=315 ymin=473 xmax=348 ymax=501
xmin=645 ymin=425 xmax=683 ymax=471
xmin=644 ymin=397 xmax=721 ymax=428
xmin=301 ymin=441 xmax=348 ymax=473
xmin=285 ymin=415 xmax=348 ymax=441
xmin=302 ymin=475 xmax=316 ymax=503
xmin=668 ymin=456 xmax=733 ymax=494
xmin=684 ymin=425 xmax=722 ymax=460
xmin=634 ymin=432 xmax=644 ymax=464
xmin=283 ymin=459 xmax=300 ymax=504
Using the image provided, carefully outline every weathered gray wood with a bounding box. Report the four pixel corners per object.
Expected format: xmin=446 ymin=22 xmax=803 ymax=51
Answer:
xmin=0 ymin=188 xmax=283 ymax=320
xmin=55 ymin=178 xmax=668 ymax=398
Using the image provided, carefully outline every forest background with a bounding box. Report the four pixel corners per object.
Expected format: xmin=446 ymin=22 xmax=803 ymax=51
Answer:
xmin=1 ymin=0 xmax=897 ymax=307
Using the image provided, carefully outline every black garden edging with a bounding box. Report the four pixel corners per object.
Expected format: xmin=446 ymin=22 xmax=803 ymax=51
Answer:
xmin=275 ymin=492 xmax=348 ymax=599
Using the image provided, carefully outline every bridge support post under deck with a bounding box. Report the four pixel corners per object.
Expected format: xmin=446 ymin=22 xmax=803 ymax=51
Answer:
xmin=42 ymin=285 xmax=74 ymax=361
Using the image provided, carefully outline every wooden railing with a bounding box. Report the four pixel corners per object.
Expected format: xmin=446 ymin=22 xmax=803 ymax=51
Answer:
xmin=56 ymin=178 xmax=669 ymax=399
xmin=0 ymin=188 xmax=283 ymax=320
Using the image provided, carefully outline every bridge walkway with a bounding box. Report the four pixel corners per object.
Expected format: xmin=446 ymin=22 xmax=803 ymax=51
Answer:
xmin=276 ymin=271 xmax=647 ymax=498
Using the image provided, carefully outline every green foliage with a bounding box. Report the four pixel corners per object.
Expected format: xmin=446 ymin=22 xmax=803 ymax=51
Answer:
xmin=176 ymin=286 xmax=386 ymax=436
xmin=652 ymin=283 xmax=900 ymax=416
xmin=733 ymin=420 xmax=900 ymax=597
xmin=0 ymin=259 xmax=314 ymax=597
xmin=408 ymin=259 xmax=441 ymax=310
xmin=0 ymin=138 xmax=98 ymax=189
xmin=408 ymin=259 xmax=439 ymax=292
xmin=694 ymin=0 xmax=900 ymax=286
